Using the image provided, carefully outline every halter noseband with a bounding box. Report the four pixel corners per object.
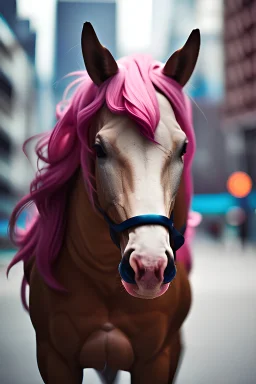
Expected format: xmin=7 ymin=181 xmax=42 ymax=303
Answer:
xmin=97 ymin=206 xmax=185 ymax=284
xmin=97 ymin=206 xmax=185 ymax=254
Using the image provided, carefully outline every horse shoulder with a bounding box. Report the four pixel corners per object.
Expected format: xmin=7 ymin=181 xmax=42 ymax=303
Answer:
xmin=165 ymin=262 xmax=191 ymax=347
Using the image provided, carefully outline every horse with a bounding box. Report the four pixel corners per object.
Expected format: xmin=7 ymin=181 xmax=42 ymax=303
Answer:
xmin=8 ymin=23 xmax=200 ymax=384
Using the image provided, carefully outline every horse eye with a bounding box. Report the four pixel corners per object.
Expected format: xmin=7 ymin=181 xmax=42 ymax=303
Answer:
xmin=181 ymin=141 xmax=188 ymax=156
xmin=93 ymin=143 xmax=107 ymax=158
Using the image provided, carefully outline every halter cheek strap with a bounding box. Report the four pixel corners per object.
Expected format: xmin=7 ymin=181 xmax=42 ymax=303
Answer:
xmin=97 ymin=206 xmax=185 ymax=256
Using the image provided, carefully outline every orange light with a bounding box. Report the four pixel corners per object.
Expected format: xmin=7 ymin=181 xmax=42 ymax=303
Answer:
xmin=227 ymin=172 xmax=252 ymax=198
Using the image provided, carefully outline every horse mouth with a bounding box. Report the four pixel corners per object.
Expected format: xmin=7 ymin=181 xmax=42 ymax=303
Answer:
xmin=121 ymin=280 xmax=170 ymax=299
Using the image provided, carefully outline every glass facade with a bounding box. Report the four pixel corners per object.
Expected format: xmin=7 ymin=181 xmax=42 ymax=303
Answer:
xmin=168 ymin=0 xmax=224 ymax=101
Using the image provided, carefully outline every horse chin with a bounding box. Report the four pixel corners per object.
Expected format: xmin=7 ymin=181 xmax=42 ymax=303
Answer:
xmin=121 ymin=280 xmax=170 ymax=299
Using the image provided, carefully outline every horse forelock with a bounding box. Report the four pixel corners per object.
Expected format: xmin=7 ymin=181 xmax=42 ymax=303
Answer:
xmin=8 ymin=54 xmax=195 ymax=308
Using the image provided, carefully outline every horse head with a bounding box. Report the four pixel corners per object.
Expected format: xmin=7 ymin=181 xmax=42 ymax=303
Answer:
xmin=81 ymin=23 xmax=200 ymax=299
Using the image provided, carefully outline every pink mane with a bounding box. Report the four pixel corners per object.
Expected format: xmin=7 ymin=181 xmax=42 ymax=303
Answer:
xmin=7 ymin=55 xmax=196 ymax=309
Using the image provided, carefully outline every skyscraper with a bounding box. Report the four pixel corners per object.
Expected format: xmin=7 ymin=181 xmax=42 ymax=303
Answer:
xmin=0 ymin=14 xmax=37 ymax=243
xmin=167 ymin=0 xmax=224 ymax=101
xmin=0 ymin=0 xmax=36 ymax=63
xmin=223 ymin=0 xmax=256 ymax=241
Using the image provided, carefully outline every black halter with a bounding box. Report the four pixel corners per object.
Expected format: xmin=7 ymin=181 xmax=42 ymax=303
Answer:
xmin=97 ymin=206 xmax=186 ymax=284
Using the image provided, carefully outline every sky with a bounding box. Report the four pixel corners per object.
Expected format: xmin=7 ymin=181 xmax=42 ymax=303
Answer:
xmin=17 ymin=0 xmax=57 ymax=81
xmin=16 ymin=0 xmax=223 ymax=87
xmin=17 ymin=0 xmax=154 ymax=82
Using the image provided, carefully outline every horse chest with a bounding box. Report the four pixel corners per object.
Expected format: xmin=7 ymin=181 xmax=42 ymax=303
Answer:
xmin=49 ymin=311 xmax=135 ymax=371
xmin=111 ymin=310 xmax=170 ymax=358
xmin=43 ymin=264 xmax=182 ymax=368
xmin=49 ymin=310 xmax=168 ymax=371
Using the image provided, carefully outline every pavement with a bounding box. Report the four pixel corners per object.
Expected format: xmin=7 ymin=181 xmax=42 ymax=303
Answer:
xmin=0 ymin=236 xmax=256 ymax=384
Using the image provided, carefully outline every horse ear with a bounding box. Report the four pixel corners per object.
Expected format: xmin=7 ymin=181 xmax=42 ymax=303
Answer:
xmin=81 ymin=22 xmax=118 ymax=86
xmin=163 ymin=29 xmax=200 ymax=87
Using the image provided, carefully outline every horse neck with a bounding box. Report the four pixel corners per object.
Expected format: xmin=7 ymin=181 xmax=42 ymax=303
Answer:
xmin=64 ymin=170 xmax=120 ymax=280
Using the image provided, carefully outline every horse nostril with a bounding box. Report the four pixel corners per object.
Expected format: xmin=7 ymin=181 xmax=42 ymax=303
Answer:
xmin=154 ymin=267 xmax=162 ymax=281
xmin=119 ymin=249 xmax=176 ymax=285
xmin=136 ymin=263 xmax=146 ymax=280
xmin=133 ymin=258 xmax=167 ymax=283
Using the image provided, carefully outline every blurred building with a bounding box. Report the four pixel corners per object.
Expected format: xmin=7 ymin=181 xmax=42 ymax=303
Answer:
xmin=54 ymin=0 xmax=116 ymax=100
xmin=161 ymin=0 xmax=227 ymax=196
xmin=167 ymin=0 xmax=224 ymax=101
xmin=0 ymin=8 xmax=37 ymax=244
xmin=223 ymin=0 xmax=256 ymax=180
xmin=223 ymin=0 xmax=256 ymax=241
xmin=0 ymin=0 xmax=36 ymax=63
xmin=150 ymin=0 xmax=174 ymax=61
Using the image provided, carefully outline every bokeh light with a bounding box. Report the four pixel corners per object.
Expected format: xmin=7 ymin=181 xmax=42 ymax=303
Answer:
xmin=226 ymin=206 xmax=246 ymax=226
xmin=226 ymin=171 xmax=252 ymax=198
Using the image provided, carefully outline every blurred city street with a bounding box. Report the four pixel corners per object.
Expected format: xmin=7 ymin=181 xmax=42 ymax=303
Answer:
xmin=1 ymin=236 xmax=256 ymax=384
xmin=1 ymin=0 xmax=256 ymax=383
